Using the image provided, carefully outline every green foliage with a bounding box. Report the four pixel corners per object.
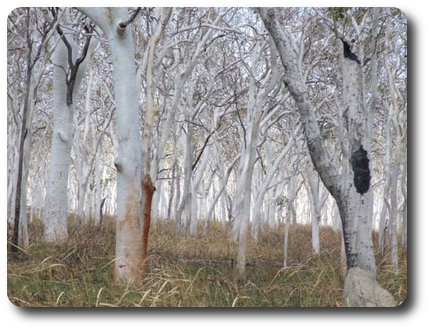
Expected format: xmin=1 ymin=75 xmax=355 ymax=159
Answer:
xmin=330 ymin=7 xmax=350 ymax=22
xmin=274 ymin=195 xmax=289 ymax=208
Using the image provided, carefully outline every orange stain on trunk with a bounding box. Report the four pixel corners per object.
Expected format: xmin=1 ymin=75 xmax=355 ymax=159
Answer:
xmin=141 ymin=174 xmax=155 ymax=275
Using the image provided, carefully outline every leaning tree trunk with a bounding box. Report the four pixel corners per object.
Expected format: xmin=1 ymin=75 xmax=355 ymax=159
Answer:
xmin=175 ymin=120 xmax=193 ymax=233
xmin=141 ymin=8 xmax=171 ymax=274
xmin=306 ymin=169 xmax=321 ymax=255
xmin=258 ymin=8 xmax=395 ymax=306
xmin=79 ymin=7 xmax=143 ymax=282
xmin=12 ymin=35 xmax=32 ymax=253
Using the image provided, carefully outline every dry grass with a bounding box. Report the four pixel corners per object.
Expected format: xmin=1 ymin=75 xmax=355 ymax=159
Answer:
xmin=7 ymin=217 xmax=407 ymax=307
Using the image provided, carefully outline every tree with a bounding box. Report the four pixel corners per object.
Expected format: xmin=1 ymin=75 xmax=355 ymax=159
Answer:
xmin=258 ymin=7 xmax=395 ymax=306
xmin=141 ymin=7 xmax=172 ymax=274
xmin=383 ymin=24 xmax=407 ymax=271
xmin=44 ymin=8 xmax=94 ymax=242
xmin=304 ymin=159 xmax=329 ymax=254
xmin=231 ymin=39 xmax=281 ymax=276
xmin=79 ymin=7 xmax=143 ymax=282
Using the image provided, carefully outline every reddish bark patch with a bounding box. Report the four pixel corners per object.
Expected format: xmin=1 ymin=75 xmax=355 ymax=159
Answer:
xmin=141 ymin=174 xmax=155 ymax=275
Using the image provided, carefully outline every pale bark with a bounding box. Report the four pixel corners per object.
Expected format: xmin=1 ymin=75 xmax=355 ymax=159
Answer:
xmin=190 ymin=148 xmax=210 ymax=234
xmin=80 ymin=7 xmax=143 ymax=282
xmin=389 ymin=161 xmax=399 ymax=270
xmin=166 ymin=121 xmax=182 ymax=222
xmin=11 ymin=9 xmax=57 ymax=252
xmin=18 ymin=47 xmax=56 ymax=248
xmin=378 ymin=115 xmax=391 ymax=253
xmin=282 ymin=172 xmax=301 ymax=267
xmin=383 ymin=29 xmax=405 ymax=270
xmin=401 ymin=163 xmax=407 ymax=247
xmin=44 ymin=39 xmax=75 ymax=242
xmin=152 ymin=10 xmax=226 ymax=222
xmin=175 ymin=120 xmax=193 ymax=232
xmin=259 ymin=8 xmax=388 ymax=305
xmin=94 ymin=142 xmax=102 ymax=225
xmin=232 ymin=40 xmax=280 ymax=275
xmin=205 ymin=151 xmax=240 ymax=222
xmin=75 ymin=64 xmax=95 ymax=226
xmin=305 ymin=169 xmax=324 ymax=254
xmin=252 ymin=126 xmax=298 ymax=236
xmin=233 ymin=110 xmax=259 ymax=274
xmin=7 ymin=99 xmax=19 ymax=225
xmin=283 ymin=215 xmax=290 ymax=267
xmin=143 ymin=8 xmax=171 ymax=179
xmin=141 ymin=8 xmax=171 ymax=273
xmin=44 ymin=8 xmax=95 ymax=242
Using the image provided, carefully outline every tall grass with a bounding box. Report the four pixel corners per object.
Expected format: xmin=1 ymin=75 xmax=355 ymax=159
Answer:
xmin=7 ymin=217 xmax=407 ymax=307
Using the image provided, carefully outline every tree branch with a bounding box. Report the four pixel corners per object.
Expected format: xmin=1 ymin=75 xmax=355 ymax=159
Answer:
xmin=119 ymin=7 xmax=141 ymax=28
xmin=192 ymin=130 xmax=215 ymax=171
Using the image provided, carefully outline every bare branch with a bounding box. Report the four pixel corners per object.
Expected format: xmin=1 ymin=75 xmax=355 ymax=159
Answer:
xmin=119 ymin=7 xmax=141 ymax=28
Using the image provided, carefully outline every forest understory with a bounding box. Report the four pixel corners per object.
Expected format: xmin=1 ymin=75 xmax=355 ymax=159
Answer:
xmin=7 ymin=216 xmax=407 ymax=308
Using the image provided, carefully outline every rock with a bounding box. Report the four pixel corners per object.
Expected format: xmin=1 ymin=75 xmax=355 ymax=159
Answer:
xmin=342 ymin=267 xmax=396 ymax=307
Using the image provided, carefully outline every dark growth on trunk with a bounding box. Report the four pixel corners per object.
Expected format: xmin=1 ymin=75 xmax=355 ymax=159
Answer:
xmin=340 ymin=38 xmax=361 ymax=65
xmin=351 ymin=145 xmax=371 ymax=194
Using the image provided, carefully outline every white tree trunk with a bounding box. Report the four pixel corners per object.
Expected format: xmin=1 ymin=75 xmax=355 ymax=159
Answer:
xmin=175 ymin=120 xmax=193 ymax=232
xmin=306 ymin=173 xmax=320 ymax=255
xmin=233 ymin=122 xmax=258 ymax=274
xmin=401 ymin=163 xmax=407 ymax=247
xmin=108 ymin=11 xmax=143 ymax=282
xmin=389 ymin=162 xmax=399 ymax=270
xmin=190 ymin=148 xmax=210 ymax=234
xmin=152 ymin=10 xmax=224 ymax=222
xmin=232 ymin=101 xmax=261 ymax=275
xmin=338 ymin=50 xmax=376 ymax=275
xmin=252 ymin=127 xmax=297 ymax=235
xmin=283 ymin=212 xmax=290 ymax=267
xmin=383 ymin=30 xmax=405 ymax=270
xmin=94 ymin=144 xmax=102 ymax=225
xmin=80 ymin=8 xmax=143 ymax=282
xmin=44 ymin=40 xmax=75 ymax=243
xmin=205 ymin=138 xmax=239 ymax=221
xmin=76 ymin=64 xmax=95 ymax=226
xmin=378 ymin=111 xmax=391 ymax=253
xmin=232 ymin=40 xmax=280 ymax=275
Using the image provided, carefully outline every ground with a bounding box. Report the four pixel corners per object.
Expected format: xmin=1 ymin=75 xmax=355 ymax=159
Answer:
xmin=7 ymin=217 xmax=407 ymax=307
